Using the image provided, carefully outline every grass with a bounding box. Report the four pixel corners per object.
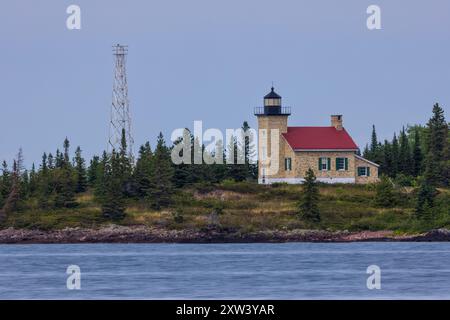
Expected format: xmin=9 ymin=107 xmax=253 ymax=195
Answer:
xmin=1 ymin=182 xmax=449 ymax=233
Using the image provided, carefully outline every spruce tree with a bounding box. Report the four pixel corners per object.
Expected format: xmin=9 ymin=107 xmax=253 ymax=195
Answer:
xmin=399 ymin=127 xmax=412 ymax=176
xmin=298 ymin=168 xmax=320 ymax=223
xmin=53 ymin=139 xmax=77 ymax=208
xmin=241 ymin=121 xmax=257 ymax=179
xmin=374 ymin=175 xmax=396 ymax=207
xmin=412 ymin=129 xmax=423 ymax=177
xmin=88 ymin=155 xmax=100 ymax=187
xmin=391 ymin=133 xmax=399 ymax=177
xmin=371 ymin=125 xmax=378 ymax=153
xmin=1 ymin=150 xmax=25 ymax=215
xmin=415 ymin=180 xmax=437 ymax=219
xmin=147 ymin=133 xmax=174 ymax=210
xmin=101 ymin=151 xmax=126 ymax=220
xmin=118 ymin=129 xmax=132 ymax=195
xmin=424 ymin=103 xmax=448 ymax=186
xmin=134 ymin=142 xmax=153 ymax=197
xmin=74 ymin=146 xmax=87 ymax=193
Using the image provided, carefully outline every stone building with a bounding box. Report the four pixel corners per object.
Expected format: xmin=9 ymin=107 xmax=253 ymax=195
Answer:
xmin=254 ymin=87 xmax=379 ymax=184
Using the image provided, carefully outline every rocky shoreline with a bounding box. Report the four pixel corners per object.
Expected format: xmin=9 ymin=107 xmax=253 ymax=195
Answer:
xmin=1 ymin=225 xmax=450 ymax=244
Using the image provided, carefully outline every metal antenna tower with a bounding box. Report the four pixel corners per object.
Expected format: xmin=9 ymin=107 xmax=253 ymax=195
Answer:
xmin=108 ymin=44 xmax=134 ymax=159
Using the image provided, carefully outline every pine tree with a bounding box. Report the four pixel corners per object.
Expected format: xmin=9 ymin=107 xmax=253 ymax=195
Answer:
xmin=101 ymin=151 xmax=126 ymax=220
xmin=47 ymin=153 xmax=54 ymax=169
xmin=63 ymin=137 xmax=70 ymax=165
xmin=412 ymin=128 xmax=423 ymax=177
xmin=0 ymin=161 xmax=12 ymax=201
xmin=74 ymin=146 xmax=87 ymax=193
xmin=87 ymin=155 xmax=100 ymax=187
xmin=371 ymin=124 xmax=378 ymax=152
xmin=298 ymin=168 xmax=320 ymax=223
xmin=399 ymin=127 xmax=412 ymax=176
xmin=362 ymin=144 xmax=370 ymax=159
xmin=118 ymin=129 xmax=132 ymax=195
xmin=391 ymin=133 xmax=399 ymax=177
xmin=1 ymin=149 xmax=25 ymax=217
xmin=374 ymin=175 xmax=396 ymax=207
xmin=424 ymin=103 xmax=448 ymax=186
xmin=147 ymin=133 xmax=174 ymax=210
xmin=415 ymin=180 xmax=437 ymax=219
xmin=28 ymin=163 xmax=37 ymax=197
xmin=53 ymin=139 xmax=77 ymax=208
xmin=241 ymin=121 xmax=257 ymax=179
xmin=226 ymin=135 xmax=246 ymax=181
xmin=134 ymin=142 xmax=153 ymax=197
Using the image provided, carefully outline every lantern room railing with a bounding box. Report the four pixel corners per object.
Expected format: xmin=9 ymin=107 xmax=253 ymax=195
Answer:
xmin=254 ymin=106 xmax=291 ymax=116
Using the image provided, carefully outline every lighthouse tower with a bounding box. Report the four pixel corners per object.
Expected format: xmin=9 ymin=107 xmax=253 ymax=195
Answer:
xmin=254 ymin=87 xmax=291 ymax=183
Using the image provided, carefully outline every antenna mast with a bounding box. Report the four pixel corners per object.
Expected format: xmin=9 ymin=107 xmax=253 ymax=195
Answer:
xmin=109 ymin=44 xmax=134 ymax=159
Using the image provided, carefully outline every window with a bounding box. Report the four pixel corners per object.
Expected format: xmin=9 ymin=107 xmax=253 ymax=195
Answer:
xmin=318 ymin=157 xmax=330 ymax=171
xmin=336 ymin=157 xmax=348 ymax=171
xmin=285 ymin=157 xmax=292 ymax=171
xmin=358 ymin=166 xmax=371 ymax=177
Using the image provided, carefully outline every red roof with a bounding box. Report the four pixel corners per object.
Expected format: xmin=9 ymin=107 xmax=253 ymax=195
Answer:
xmin=282 ymin=127 xmax=358 ymax=150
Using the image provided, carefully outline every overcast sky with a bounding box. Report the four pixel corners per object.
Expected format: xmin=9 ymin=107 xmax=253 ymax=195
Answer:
xmin=1 ymin=0 xmax=449 ymax=167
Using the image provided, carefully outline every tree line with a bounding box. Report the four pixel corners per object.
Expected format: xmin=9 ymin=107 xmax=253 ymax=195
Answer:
xmin=0 ymin=122 xmax=257 ymax=221
xmin=362 ymin=103 xmax=449 ymax=218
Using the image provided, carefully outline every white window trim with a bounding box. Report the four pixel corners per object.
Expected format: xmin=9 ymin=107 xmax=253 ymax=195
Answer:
xmin=336 ymin=158 xmax=345 ymax=171
xmin=320 ymin=157 xmax=328 ymax=171
xmin=358 ymin=166 xmax=367 ymax=177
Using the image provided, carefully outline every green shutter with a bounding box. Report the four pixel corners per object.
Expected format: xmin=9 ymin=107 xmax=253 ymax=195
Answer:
xmin=327 ymin=158 xmax=331 ymax=171
xmin=367 ymin=167 xmax=370 ymax=177
xmin=318 ymin=158 xmax=322 ymax=171
xmin=335 ymin=158 xmax=338 ymax=170
xmin=284 ymin=158 xmax=287 ymax=171
xmin=344 ymin=158 xmax=348 ymax=171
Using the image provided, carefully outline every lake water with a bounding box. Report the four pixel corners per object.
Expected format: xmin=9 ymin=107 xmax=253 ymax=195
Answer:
xmin=0 ymin=242 xmax=449 ymax=299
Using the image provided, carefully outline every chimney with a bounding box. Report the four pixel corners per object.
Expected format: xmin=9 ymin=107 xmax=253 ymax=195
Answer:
xmin=331 ymin=115 xmax=343 ymax=131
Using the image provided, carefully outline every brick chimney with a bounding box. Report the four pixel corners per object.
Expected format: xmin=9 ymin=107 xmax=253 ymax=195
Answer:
xmin=331 ymin=115 xmax=343 ymax=131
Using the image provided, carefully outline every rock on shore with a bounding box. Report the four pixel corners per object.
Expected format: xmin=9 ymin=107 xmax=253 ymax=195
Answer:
xmin=0 ymin=225 xmax=449 ymax=244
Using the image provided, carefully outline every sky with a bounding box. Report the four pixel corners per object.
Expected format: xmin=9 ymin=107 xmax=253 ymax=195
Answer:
xmin=0 ymin=0 xmax=449 ymax=168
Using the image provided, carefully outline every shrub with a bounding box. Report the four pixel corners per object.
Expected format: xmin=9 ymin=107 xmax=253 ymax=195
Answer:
xmin=374 ymin=175 xmax=397 ymax=208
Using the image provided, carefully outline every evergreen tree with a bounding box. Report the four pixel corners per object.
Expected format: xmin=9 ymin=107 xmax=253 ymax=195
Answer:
xmin=0 ymin=161 xmax=12 ymax=201
xmin=298 ymin=168 xmax=320 ymax=223
xmin=55 ymin=149 xmax=63 ymax=168
xmin=412 ymin=128 xmax=423 ymax=177
xmin=63 ymin=137 xmax=70 ymax=165
xmin=241 ymin=121 xmax=257 ymax=179
xmin=87 ymin=155 xmax=100 ymax=187
xmin=374 ymin=175 xmax=396 ymax=207
xmin=118 ymin=129 xmax=133 ymax=195
xmin=28 ymin=163 xmax=37 ymax=197
xmin=147 ymin=133 xmax=174 ymax=210
xmin=370 ymin=125 xmax=378 ymax=156
xmin=53 ymin=139 xmax=77 ymax=208
xmin=1 ymin=150 xmax=25 ymax=217
xmin=391 ymin=133 xmax=399 ymax=177
xmin=134 ymin=142 xmax=153 ymax=197
xmin=399 ymin=127 xmax=412 ymax=175
xmin=100 ymin=151 xmax=126 ymax=220
xmin=226 ymin=135 xmax=246 ymax=181
xmin=424 ymin=103 xmax=449 ymax=186
xmin=415 ymin=180 xmax=437 ymax=219
xmin=74 ymin=146 xmax=87 ymax=193
xmin=362 ymin=144 xmax=370 ymax=159
xmin=47 ymin=153 xmax=54 ymax=169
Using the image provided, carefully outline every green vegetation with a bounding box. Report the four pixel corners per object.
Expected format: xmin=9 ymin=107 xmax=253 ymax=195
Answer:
xmin=0 ymin=105 xmax=449 ymax=235
xmin=0 ymin=181 xmax=449 ymax=234
xmin=297 ymin=169 xmax=321 ymax=223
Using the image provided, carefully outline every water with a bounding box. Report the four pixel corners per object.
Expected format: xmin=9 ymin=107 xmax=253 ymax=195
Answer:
xmin=0 ymin=242 xmax=449 ymax=299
